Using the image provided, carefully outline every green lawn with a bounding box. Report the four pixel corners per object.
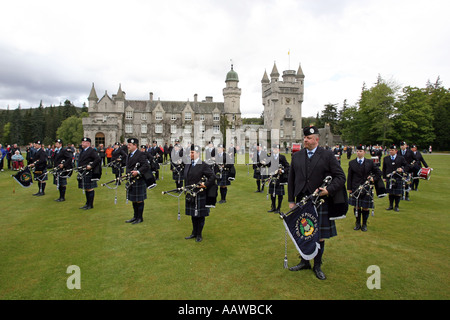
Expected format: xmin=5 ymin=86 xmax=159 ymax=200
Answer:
xmin=0 ymin=153 xmax=449 ymax=300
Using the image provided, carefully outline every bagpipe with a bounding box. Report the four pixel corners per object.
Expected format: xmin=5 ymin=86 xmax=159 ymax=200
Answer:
xmin=349 ymin=174 xmax=386 ymax=217
xmin=214 ymin=163 xmax=236 ymax=182
xmin=162 ymin=176 xmax=215 ymax=220
xmin=279 ymin=176 xmax=332 ymax=268
xmin=102 ymin=162 xmax=156 ymax=191
xmin=264 ymin=164 xmax=289 ymax=199
xmin=48 ymin=160 xmax=73 ymax=179
xmin=75 ymin=162 xmax=102 ymax=181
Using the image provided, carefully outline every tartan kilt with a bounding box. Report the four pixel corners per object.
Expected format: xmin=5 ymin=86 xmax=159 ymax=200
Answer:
xmin=386 ymin=176 xmax=403 ymax=195
xmin=295 ymin=195 xmax=337 ymax=239
xmin=185 ymin=191 xmax=210 ymax=217
xmin=78 ymin=175 xmax=98 ymax=190
xmin=348 ymin=192 xmax=374 ymax=209
xmin=33 ymin=170 xmax=48 ymax=181
xmin=268 ymin=181 xmax=285 ymax=195
xmin=126 ymin=178 xmax=147 ymax=202
xmin=53 ymin=175 xmax=68 ymax=187
xmin=217 ymin=170 xmax=230 ymax=186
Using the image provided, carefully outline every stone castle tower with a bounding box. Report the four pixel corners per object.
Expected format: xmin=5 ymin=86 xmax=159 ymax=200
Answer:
xmin=261 ymin=62 xmax=304 ymax=148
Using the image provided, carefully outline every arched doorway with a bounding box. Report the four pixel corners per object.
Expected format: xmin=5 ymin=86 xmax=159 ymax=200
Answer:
xmin=95 ymin=132 xmax=105 ymax=148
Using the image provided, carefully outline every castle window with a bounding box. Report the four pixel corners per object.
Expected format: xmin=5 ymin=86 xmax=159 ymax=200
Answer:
xmin=280 ymin=120 xmax=284 ymax=127
xmin=141 ymin=113 xmax=147 ymax=121
xmin=141 ymin=124 xmax=147 ymax=134
xmin=126 ymin=111 xmax=133 ymax=120
xmin=185 ymin=112 xmax=192 ymax=121
xmin=184 ymin=125 xmax=192 ymax=134
xmin=155 ymin=111 xmax=163 ymax=120
xmin=171 ymin=124 xmax=177 ymax=134
xmin=280 ymin=130 xmax=284 ymax=138
xmin=199 ymin=114 xmax=205 ymax=121
xmin=171 ymin=114 xmax=177 ymax=121
xmin=125 ymin=124 xmax=133 ymax=133
xmin=213 ymin=125 xmax=220 ymax=134
xmin=155 ymin=124 xmax=163 ymax=134
xmin=213 ymin=113 xmax=220 ymax=121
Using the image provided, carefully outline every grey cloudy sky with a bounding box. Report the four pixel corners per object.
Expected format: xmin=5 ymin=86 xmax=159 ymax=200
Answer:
xmin=1 ymin=0 xmax=449 ymax=117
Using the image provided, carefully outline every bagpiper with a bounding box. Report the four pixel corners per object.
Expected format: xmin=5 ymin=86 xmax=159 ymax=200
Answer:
xmin=124 ymin=138 xmax=150 ymax=224
xmin=29 ymin=140 xmax=48 ymax=196
xmin=382 ymin=144 xmax=407 ymax=212
xmin=52 ymin=139 xmax=73 ymax=202
xmin=77 ymin=137 xmax=102 ymax=210
xmin=266 ymin=144 xmax=289 ymax=214
xmin=347 ymin=145 xmax=382 ymax=231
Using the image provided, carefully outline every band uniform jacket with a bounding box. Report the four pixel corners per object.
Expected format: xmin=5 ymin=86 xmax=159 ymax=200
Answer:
xmin=53 ymin=147 xmax=73 ymax=170
xmin=347 ymin=158 xmax=381 ymax=192
xmin=382 ymin=155 xmax=407 ymax=180
xmin=184 ymin=160 xmax=215 ymax=188
xmin=78 ymin=147 xmax=101 ymax=169
xmin=126 ymin=150 xmax=150 ymax=176
xmin=412 ymin=150 xmax=428 ymax=168
xmin=397 ymin=148 xmax=416 ymax=173
xmin=30 ymin=148 xmax=47 ymax=172
xmin=267 ymin=153 xmax=289 ymax=176
xmin=288 ymin=147 xmax=346 ymax=203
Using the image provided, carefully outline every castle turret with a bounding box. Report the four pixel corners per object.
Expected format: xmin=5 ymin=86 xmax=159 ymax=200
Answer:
xmin=223 ymin=64 xmax=242 ymax=125
xmin=88 ymin=83 xmax=98 ymax=111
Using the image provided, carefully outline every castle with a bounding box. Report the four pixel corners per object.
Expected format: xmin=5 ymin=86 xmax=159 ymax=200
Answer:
xmin=83 ymin=62 xmax=305 ymax=149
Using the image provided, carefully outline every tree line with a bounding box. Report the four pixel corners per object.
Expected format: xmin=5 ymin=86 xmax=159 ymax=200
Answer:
xmin=0 ymin=100 xmax=87 ymax=147
xmin=309 ymin=75 xmax=450 ymax=151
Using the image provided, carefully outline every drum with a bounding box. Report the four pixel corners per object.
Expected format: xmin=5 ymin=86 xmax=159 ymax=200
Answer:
xmin=371 ymin=156 xmax=380 ymax=164
xmin=417 ymin=167 xmax=432 ymax=180
xmin=291 ymin=143 xmax=301 ymax=155
xmin=335 ymin=154 xmax=341 ymax=161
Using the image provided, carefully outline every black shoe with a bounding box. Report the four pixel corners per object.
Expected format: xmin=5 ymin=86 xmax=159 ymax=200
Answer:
xmin=394 ymin=207 xmax=399 ymax=212
xmin=386 ymin=207 xmax=393 ymax=211
xmin=255 ymin=190 xmax=261 ymax=193
xmin=79 ymin=204 xmax=89 ymax=210
xmin=196 ymin=235 xmax=203 ymax=242
xmin=33 ymin=192 xmax=44 ymax=196
xmin=54 ymin=198 xmax=65 ymax=202
xmin=131 ymin=219 xmax=143 ymax=224
xmin=313 ymin=265 xmax=326 ymax=280
xmin=267 ymin=208 xmax=276 ymax=213
xmin=405 ymin=197 xmax=410 ymax=201
xmin=361 ymin=224 xmax=368 ymax=232
xmin=185 ymin=234 xmax=196 ymax=240
xmin=354 ymin=222 xmax=361 ymax=230
xmin=125 ymin=218 xmax=137 ymax=223
xmin=289 ymin=259 xmax=311 ymax=271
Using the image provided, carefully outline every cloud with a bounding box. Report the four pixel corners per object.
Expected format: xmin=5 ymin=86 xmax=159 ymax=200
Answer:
xmin=0 ymin=0 xmax=449 ymax=119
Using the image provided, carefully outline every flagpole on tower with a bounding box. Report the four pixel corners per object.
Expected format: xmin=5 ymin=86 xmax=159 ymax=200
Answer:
xmin=288 ymin=49 xmax=290 ymax=70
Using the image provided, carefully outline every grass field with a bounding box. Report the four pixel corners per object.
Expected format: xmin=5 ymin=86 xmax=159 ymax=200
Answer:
xmin=0 ymin=153 xmax=449 ymax=300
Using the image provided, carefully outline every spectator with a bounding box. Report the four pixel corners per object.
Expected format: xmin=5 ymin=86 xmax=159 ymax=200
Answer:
xmin=0 ymin=144 xmax=6 ymax=171
xmin=106 ymin=145 xmax=113 ymax=165
xmin=11 ymin=150 xmax=24 ymax=170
